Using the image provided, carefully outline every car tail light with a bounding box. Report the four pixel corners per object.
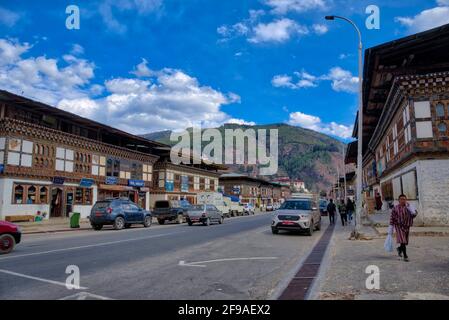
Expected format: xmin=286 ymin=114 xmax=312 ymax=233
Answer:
xmin=106 ymin=207 xmax=113 ymax=214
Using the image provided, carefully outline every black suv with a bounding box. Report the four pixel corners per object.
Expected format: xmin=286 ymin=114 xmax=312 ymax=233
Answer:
xmin=152 ymin=199 xmax=191 ymax=225
xmin=89 ymin=198 xmax=152 ymax=230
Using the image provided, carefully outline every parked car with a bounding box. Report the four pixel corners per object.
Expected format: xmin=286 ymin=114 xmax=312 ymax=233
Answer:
xmin=152 ymin=199 xmax=191 ymax=225
xmin=319 ymin=199 xmax=328 ymax=216
xmin=271 ymin=198 xmax=321 ymax=236
xmin=89 ymin=198 xmax=152 ymax=230
xmin=243 ymin=203 xmax=255 ymax=215
xmin=186 ymin=204 xmax=224 ymax=226
xmin=197 ymin=192 xmax=243 ymax=218
xmin=266 ymin=204 xmax=274 ymax=211
xmin=0 ymin=221 xmax=21 ymax=254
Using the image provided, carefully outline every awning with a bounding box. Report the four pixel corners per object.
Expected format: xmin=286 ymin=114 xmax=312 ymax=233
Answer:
xmin=98 ymin=184 xmax=134 ymax=192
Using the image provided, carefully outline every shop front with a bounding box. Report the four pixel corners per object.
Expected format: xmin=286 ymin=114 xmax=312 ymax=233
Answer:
xmin=97 ymin=177 xmax=149 ymax=210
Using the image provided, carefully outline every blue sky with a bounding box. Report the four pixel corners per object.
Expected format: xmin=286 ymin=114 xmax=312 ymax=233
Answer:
xmin=1 ymin=0 xmax=448 ymax=139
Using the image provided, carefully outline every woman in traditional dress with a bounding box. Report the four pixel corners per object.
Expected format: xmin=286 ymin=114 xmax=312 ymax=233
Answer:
xmin=389 ymin=194 xmax=418 ymax=262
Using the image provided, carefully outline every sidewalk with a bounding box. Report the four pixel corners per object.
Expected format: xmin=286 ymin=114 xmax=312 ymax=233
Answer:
xmin=311 ymin=220 xmax=449 ymax=300
xmin=16 ymin=218 xmax=92 ymax=234
xmin=366 ymin=211 xmax=449 ymax=237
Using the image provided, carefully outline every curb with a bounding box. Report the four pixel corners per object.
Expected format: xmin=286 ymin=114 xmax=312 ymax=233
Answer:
xmin=23 ymin=227 xmax=91 ymax=235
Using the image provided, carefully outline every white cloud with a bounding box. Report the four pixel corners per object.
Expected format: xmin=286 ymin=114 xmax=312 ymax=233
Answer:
xmin=272 ymin=67 xmax=358 ymax=93
xmin=312 ymin=24 xmax=328 ymax=35
xmin=0 ymin=7 xmax=20 ymax=27
xmin=249 ymin=18 xmax=309 ymax=43
xmin=70 ymin=44 xmax=85 ymax=56
xmin=0 ymin=39 xmax=95 ymax=105
xmin=265 ymin=0 xmax=328 ymax=14
xmin=288 ymin=111 xmax=353 ymax=139
xmin=396 ymin=1 xmax=449 ymax=33
xmin=99 ymin=0 xmax=163 ymax=34
xmin=226 ymin=118 xmax=256 ymax=126
xmin=0 ymin=38 xmax=250 ymax=134
xmin=325 ymin=67 xmax=358 ymax=93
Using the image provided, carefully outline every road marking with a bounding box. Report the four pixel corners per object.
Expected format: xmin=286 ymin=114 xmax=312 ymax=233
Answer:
xmin=0 ymin=231 xmax=184 ymax=261
xmin=0 ymin=268 xmax=88 ymax=289
xmin=59 ymin=291 xmax=112 ymax=300
xmin=179 ymin=257 xmax=278 ymax=268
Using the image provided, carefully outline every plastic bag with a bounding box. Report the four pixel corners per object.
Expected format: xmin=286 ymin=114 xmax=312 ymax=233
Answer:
xmin=384 ymin=225 xmax=394 ymax=252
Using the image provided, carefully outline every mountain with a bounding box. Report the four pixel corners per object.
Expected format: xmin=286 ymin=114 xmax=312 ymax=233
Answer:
xmin=142 ymin=123 xmax=347 ymax=192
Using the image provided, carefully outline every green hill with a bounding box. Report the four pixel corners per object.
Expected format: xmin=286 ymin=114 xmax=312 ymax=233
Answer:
xmin=142 ymin=123 xmax=347 ymax=192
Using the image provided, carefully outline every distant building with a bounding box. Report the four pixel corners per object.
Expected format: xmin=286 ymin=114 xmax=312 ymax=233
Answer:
xmin=219 ymin=174 xmax=284 ymax=208
xmin=346 ymin=23 xmax=449 ymax=225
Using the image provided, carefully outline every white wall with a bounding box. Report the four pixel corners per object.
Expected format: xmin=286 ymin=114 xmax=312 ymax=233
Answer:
xmin=380 ymin=159 xmax=449 ymax=226
xmin=0 ymin=178 xmax=51 ymax=220
xmin=0 ymin=178 xmax=98 ymax=220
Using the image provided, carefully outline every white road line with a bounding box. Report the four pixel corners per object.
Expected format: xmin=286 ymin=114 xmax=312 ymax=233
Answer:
xmin=0 ymin=268 xmax=88 ymax=290
xmin=178 ymin=256 xmax=278 ymax=267
xmin=0 ymin=231 xmax=184 ymax=261
xmin=59 ymin=291 xmax=113 ymax=300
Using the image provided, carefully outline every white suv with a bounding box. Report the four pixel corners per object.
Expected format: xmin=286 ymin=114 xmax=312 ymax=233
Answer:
xmin=271 ymin=198 xmax=321 ymax=236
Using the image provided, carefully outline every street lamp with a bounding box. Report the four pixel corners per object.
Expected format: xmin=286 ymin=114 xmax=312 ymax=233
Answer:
xmin=325 ymin=15 xmax=364 ymax=235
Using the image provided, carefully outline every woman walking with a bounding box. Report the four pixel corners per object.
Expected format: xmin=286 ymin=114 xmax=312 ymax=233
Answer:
xmin=389 ymin=194 xmax=418 ymax=262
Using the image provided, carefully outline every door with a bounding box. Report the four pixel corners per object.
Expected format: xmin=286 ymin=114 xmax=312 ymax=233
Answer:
xmin=130 ymin=202 xmax=144 ymax=222
xmin=65 ymin=191 xmax=74 ymax=217
xmin=121 ymin=202 xmax=134 ymax=222
xmin=50 ymin=188 xmax=63 ymax=218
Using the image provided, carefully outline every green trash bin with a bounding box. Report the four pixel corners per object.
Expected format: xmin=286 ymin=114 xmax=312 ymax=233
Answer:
xmin=70 ymin=212 xmax=80 ymax=228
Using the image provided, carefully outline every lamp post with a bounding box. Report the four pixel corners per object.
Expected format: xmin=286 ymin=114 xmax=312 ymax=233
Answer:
xmin=325 ymin=15 xmax=363 ymax=234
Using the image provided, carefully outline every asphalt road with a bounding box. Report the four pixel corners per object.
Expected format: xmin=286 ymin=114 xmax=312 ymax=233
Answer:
xmin=0 ymin=213 xmax=327 ymax=300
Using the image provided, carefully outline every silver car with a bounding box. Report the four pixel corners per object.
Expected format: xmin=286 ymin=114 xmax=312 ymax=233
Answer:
xmin=186 ymin=204 xmax=224 ymax=226
xmin=271 ymin=198 xmax=321 ymax=236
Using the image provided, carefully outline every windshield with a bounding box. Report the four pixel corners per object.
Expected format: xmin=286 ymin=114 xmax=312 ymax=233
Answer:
xmin=280 ymin=200 xmax=312 ymax=210
xmin=155 ymin=201 xmax=169 ymax=208
xmin=319 ymin=200 xmax=327 ymax=206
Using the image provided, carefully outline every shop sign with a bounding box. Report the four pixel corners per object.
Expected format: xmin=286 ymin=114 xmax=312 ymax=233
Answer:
xmin=105 ymin=176 xmax=118 ymax=185
xmin=181 ymin=175 xmax=189 ymax=193
xmin=165 ymin=181 xmax=174 ymax=192
xmin=128 ymin=179 xmax=145 ymax=187
xmin=53 ymin=176 xmax=65 ymax=185
xmin=80 ymin=178 xmax=95 ymax=188
xmin=232 ymin=186 xmax=241 ymax=195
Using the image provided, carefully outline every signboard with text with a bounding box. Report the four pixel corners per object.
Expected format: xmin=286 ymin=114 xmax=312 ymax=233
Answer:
xmin=128 ymin=179 xmax=145 ymax=188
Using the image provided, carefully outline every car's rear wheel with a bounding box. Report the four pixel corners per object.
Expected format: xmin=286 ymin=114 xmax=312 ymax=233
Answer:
xmin=0 ymin=234 xmax=16 ymax=254
xmin=315 ymin=219 xmax=321 ymax=231
xmin=219 ymin=216 xmax=224 ymax=224
xmin=158 ymin=219 xmax=165 ymax=225
xmin=92 ymin=224 xmax=103 ymax=231
xmin=113 ymin=217 xmax=125 ymax=230
xmin=176 ymin=214 xmax=183 ymax=224
xmin=271 ymin=228 xmax=279 ymax=234
xmin=143 ymin=216 xmax=152 ymax=228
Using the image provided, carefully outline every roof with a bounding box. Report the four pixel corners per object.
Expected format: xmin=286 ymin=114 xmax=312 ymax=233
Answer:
xmin=219 ymin=173 xmax=281 ymax=187
xmin=359 ymin=22 xmax=449 ymax=155
xmin=0 ymin=90 xmax=168 ymax=151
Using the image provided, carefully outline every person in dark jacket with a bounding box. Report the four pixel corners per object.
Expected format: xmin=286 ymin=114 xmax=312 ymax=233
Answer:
xmin=338 ymin=200 xmax=348 ymax=226
xmin=346 ymin=198 xmax=355 ymax=223
xmin=327 ymin=199 xmax=337 ymax=225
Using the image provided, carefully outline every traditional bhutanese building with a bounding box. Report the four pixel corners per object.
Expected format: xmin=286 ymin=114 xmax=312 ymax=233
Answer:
xmin=346 ymin=23 xmax=449 ymax=225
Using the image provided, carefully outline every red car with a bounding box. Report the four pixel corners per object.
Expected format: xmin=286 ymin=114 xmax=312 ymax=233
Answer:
xmin=0 ymin=221 xmax=22 ymax=254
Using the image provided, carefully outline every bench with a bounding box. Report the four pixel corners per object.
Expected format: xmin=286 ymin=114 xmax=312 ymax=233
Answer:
xmin=5 ymin=215 xmax=35 ymax=223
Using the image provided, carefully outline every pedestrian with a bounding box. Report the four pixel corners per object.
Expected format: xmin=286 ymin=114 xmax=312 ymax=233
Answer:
xmin=327 ymin=199 xmax=336 ymax=225
xmin=346 ymin=198 xmax=354 ymax=224
xmin=375 ymin=192 xmax=383 ymax=211
xmin=338 ymin=200 xmax=348 ymax=226
xmin=389 ymin=194 xmax=418 ymax=262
